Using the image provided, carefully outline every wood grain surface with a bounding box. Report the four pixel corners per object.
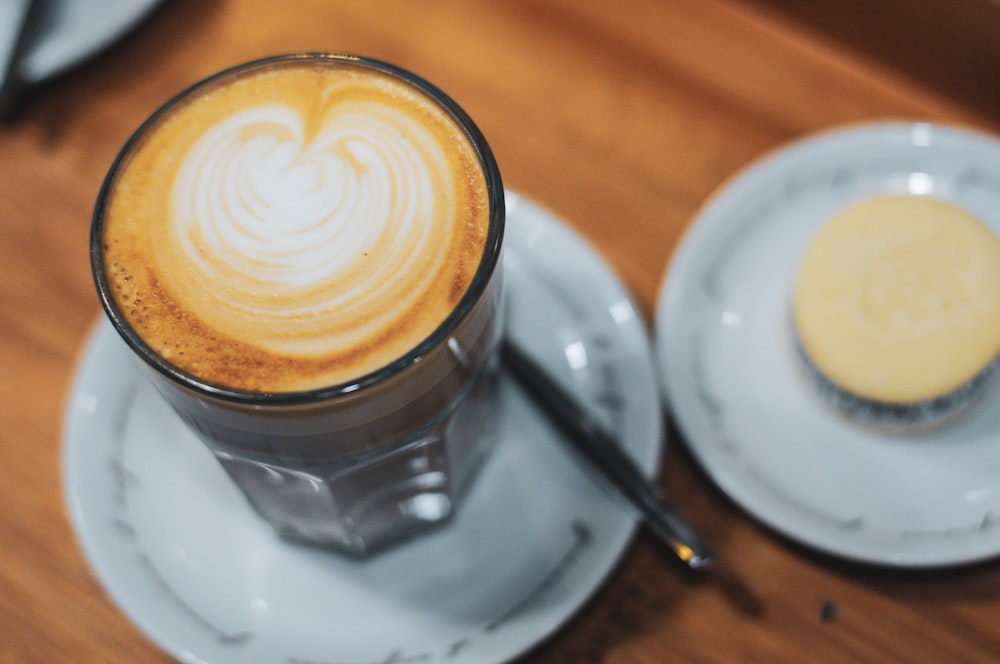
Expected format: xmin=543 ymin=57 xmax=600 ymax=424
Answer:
xmin=2 ymin=1 xmax=999 ymax=662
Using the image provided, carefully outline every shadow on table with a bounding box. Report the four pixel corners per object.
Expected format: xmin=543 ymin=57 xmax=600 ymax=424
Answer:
xmin=3 ymin=0 xmax=224 ymax=127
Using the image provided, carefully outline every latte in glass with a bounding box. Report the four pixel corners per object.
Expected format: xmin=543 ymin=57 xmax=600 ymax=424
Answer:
xmin=100 ymin=56 xmax=490 ymax=393
xmin=91 ymin=54 xmax=505 ymax=555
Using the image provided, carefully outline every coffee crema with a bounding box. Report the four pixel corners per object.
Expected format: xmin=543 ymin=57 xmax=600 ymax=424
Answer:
xmin=99 ymin=58 xmax=490 ymax=393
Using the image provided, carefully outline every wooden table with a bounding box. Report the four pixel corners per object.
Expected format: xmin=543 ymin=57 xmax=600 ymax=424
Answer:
xmin=3 ymin=1 xmax=1000 ymax=661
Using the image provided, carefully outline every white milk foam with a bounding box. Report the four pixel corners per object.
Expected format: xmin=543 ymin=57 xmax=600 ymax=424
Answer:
xmin=170 ymin=102 xmax=445 ymax=355
xmin=102 ymin=62 xmax=490 ymax=391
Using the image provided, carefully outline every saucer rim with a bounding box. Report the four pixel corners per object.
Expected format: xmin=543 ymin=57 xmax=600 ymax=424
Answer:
xmin=23 ymin=0 xmax=164 ymax=84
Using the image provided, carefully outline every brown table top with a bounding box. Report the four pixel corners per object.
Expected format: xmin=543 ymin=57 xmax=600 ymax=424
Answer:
xmin=3 ymin=1 xmax=1000 ymax=662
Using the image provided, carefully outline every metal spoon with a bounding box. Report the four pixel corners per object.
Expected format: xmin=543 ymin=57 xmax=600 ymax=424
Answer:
xmin=501 ymin=338 xmax=714 ymax=570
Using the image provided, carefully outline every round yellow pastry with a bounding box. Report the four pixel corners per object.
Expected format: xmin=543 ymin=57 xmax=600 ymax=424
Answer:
xmin=792 ymin=195 xmax=1000 ymax=425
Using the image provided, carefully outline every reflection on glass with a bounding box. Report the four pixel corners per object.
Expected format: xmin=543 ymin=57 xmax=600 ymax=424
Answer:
xmin=564 ymin=340 xmax=589 ymax=371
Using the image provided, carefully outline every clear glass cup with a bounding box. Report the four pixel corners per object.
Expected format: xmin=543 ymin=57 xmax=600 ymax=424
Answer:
xmin=90 ymin=53 xmax=505 ymax=556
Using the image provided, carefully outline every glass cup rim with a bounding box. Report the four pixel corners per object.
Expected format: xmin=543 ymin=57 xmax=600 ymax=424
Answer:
xmin=90 ymin=52 xmax=505 ymax=406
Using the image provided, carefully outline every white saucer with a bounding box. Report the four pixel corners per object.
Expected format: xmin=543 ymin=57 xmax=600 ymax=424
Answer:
xmin=20 ymin=0 xmax=163 ymax=85
xmin=64 ymin=192 xmax=663 ymax=664
xmin=656 ymin=122 xmax=1000 ymax=568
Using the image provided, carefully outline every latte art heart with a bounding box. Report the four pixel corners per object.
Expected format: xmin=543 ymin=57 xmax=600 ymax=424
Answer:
xmin=101 ymin=61 xmax=491 ymax=392
xmin=170 ymin=103 xmax=448 ymax=355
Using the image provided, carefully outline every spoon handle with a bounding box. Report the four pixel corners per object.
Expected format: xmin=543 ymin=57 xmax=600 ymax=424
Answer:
xmin=501 ymin=338 xmax=713 ymax=570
